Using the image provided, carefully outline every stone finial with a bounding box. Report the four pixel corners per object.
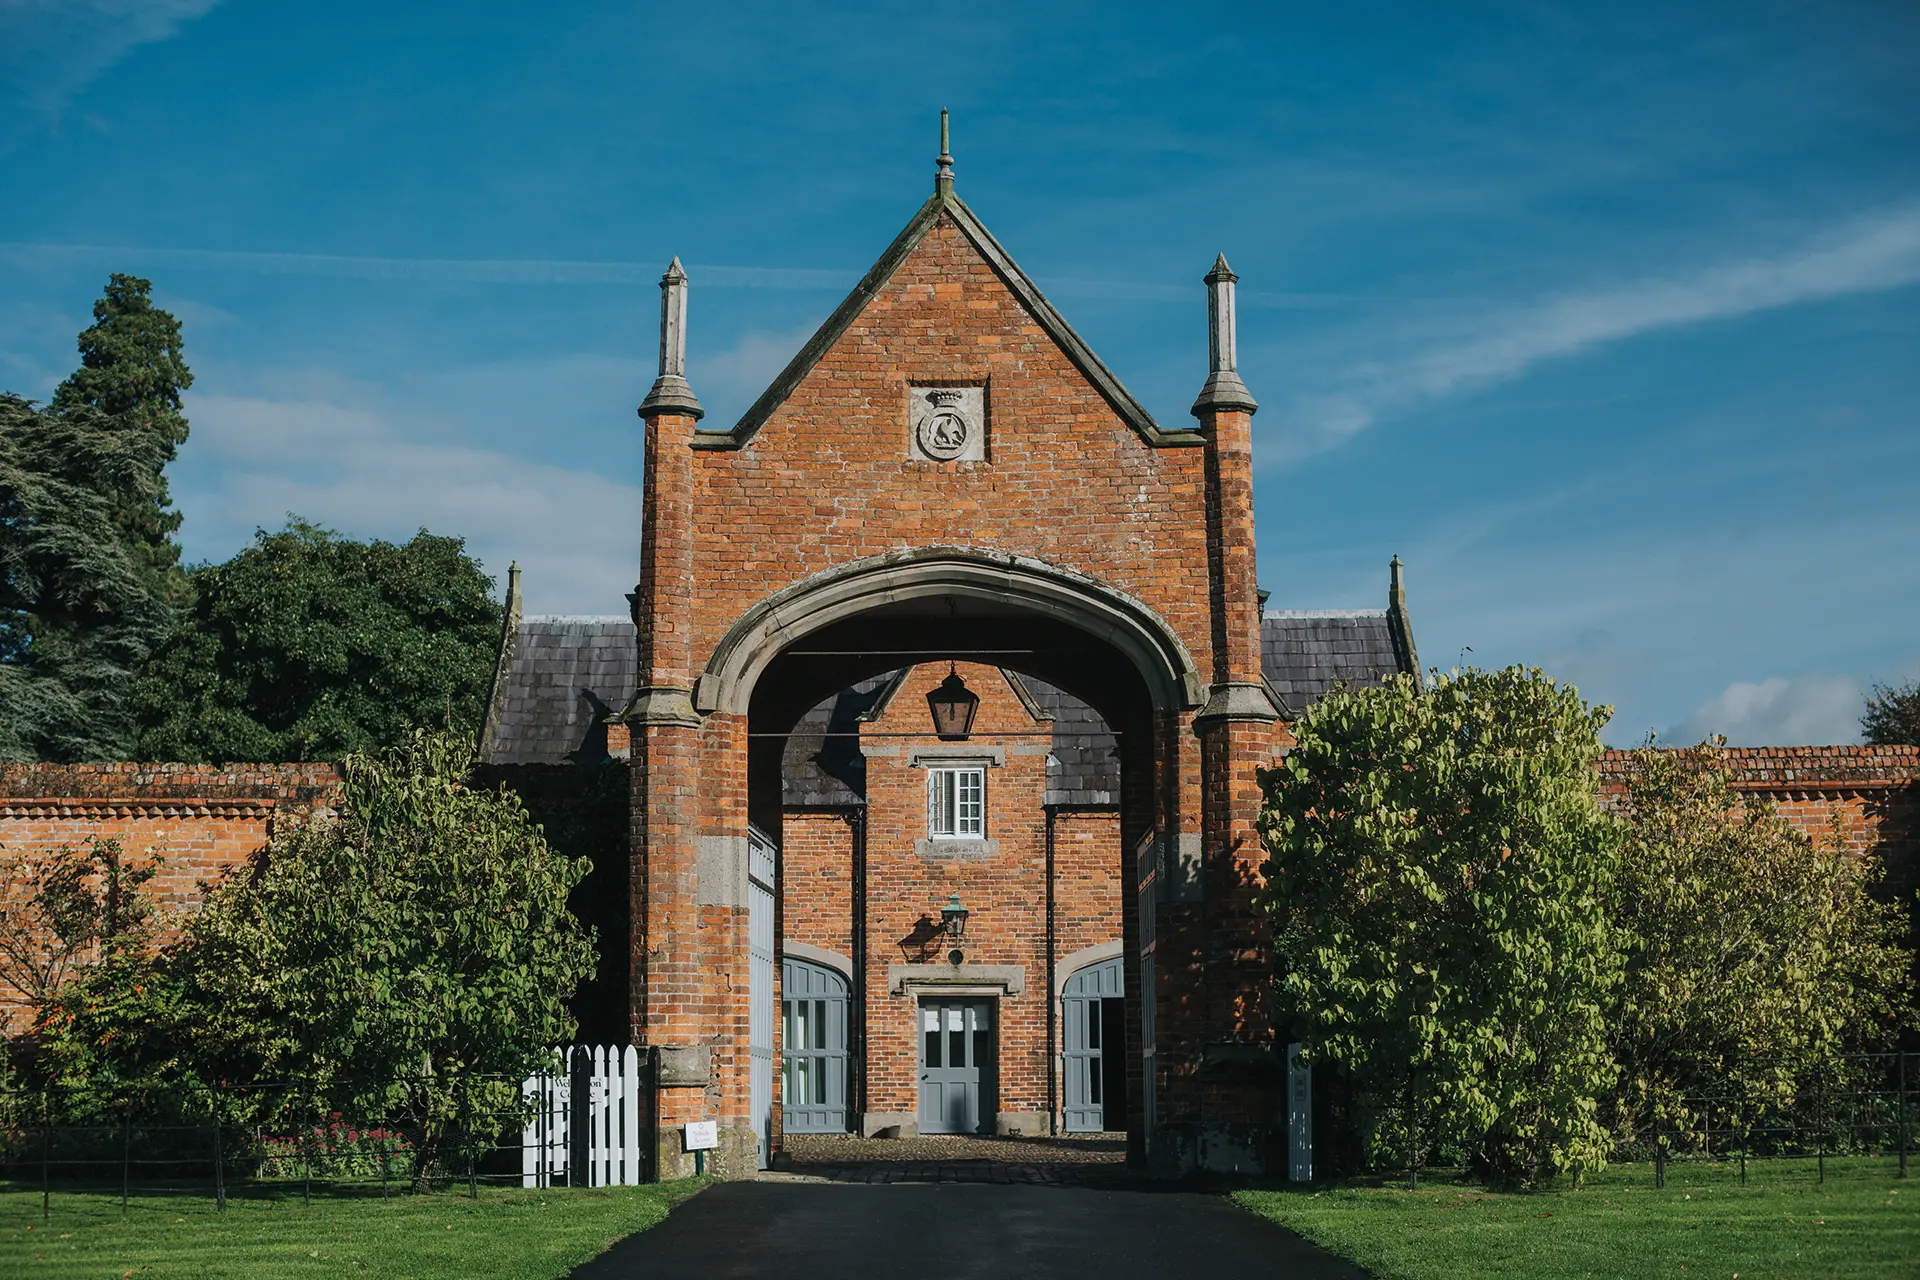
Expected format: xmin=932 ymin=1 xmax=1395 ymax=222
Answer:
xmin=1190 ymin=253 xmax=1259 ymax=418
xmin=936 ymin=108 xmax=954 ymax=195
xmin=1387 ymin=554 xmax=1421 ymax=680
xmin=639 ymin=256 xmax=704 ymax=420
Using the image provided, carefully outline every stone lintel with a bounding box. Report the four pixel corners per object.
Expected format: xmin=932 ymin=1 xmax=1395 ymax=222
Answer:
xmin=888 ymin=963 xmax=1025 ymax=997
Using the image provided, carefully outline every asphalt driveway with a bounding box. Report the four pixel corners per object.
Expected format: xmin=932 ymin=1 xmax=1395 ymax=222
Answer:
xmin=570 ymin=1180 xmax=1370 ymax=1279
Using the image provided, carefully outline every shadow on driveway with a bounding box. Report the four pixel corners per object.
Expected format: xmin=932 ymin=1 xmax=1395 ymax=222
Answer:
xmin=569 ymin=1180 xmax=1370 ymax=1279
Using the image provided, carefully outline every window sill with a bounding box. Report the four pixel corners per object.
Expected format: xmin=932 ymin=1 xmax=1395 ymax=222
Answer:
xmin=915 ymin=837 xmax=998 ymax=860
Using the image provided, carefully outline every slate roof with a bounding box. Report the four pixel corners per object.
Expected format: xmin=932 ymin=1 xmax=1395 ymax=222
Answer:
xmin=479 ymin=616 xmax=635 ymax=765
xmin=781 ymin=674 xmax=903 ymax=807
xmin=1016 ymin=676 xmax=1122 ymax=806
xmin=1260 ymin=610 xmax=1412 ymax=715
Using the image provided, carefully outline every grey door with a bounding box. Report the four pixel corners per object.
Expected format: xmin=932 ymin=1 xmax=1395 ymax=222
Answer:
xmin=780 ymin=958 xmax=851 ymax=1133
xmin=748 ymin=829 xmax=777 ymax=1169
xmin=918 ymin=998 xmax=994 ymax=1134
xmin=1062 ymin=956 xmax=1125 ymax=1132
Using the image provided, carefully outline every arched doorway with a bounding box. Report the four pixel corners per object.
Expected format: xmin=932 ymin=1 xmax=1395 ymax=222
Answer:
xmin=718 ymin=551 xmax=1192 ymax=1165
xmin=780 ymin=956 xmax=852 ymax=1134
xmin=1062 ymin=955 xmax=1126 ymax=1133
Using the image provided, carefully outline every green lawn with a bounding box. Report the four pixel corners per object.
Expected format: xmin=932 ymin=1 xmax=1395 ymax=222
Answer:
xmin=0 ymin=1181 xmax=702 ymax=1279
xmin=1237 ymin=1158 xmax=1919 ymax=1280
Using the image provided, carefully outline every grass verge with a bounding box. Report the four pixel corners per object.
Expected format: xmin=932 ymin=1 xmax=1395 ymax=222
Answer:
xmin=0 ymin=1180 xmax=703 ymax=1279
xmin=1236 ymin=1157 xmax=1917 ymax=1280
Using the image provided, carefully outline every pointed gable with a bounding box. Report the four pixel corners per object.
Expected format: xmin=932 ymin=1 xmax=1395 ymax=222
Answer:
xmin=692 ymin=191 xmax=1201 ymax=451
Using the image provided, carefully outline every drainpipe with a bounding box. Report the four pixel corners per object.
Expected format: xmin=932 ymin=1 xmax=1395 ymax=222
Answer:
xmin=851 ymin=805 xmax=868 ymax=1125
xmin=1045 ymin=806 xmax=1058 ymax=1136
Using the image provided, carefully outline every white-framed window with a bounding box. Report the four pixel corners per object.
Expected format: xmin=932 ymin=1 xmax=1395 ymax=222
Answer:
xmin=927 ymin=766 xmax=985 ymax=838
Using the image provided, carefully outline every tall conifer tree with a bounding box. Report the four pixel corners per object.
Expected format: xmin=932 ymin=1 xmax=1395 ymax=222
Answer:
xmin=0 ymin=277 xmax=190 ymax=760
xmin=50 ymin=273 xmax=193 ymax=592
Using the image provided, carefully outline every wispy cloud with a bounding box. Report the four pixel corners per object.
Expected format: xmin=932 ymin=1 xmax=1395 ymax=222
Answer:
xmin=0 ymin=241 xmax=855 ymax=289
xmin=1668 ymin=673 xmax=1866 ymax=747
xmin=0 ymin=0 xmax=221 ymax=117
xmin=1282 ymin=202 xmax=1920 ymax=458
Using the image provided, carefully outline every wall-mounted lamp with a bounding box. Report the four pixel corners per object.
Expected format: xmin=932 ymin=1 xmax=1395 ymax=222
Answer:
xmin=927 ymin=667 xmax=979 ymax=741
xmin=939 ymin=891 xmax=970 ymax=942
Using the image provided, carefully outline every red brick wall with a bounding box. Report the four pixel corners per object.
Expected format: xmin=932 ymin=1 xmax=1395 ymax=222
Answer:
xmin=1052 ymin=810 xmax=1123 ymax=963
xmin=0 ymin=763 xmax=342 ymax=1033
xmin=859 ymin=663 xmax=1052 ymax=1123
xmin=781 ymin=811 xmax=855 ymax=959
xmin=1597 ymin=745 xmax=1918 ymax=861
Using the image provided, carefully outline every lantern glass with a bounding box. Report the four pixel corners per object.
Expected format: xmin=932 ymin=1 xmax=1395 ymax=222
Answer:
xmin=940 ymin=891 xmax=969 ymax=941
xmin=927 ymin=669 xmax=980 ymax=740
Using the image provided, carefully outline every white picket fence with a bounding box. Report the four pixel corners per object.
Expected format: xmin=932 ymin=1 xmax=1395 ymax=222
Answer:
xmin=521 ymin=1044 xmax=650 ymax=1187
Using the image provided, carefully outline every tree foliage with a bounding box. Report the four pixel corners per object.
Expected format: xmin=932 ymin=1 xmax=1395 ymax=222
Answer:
xmin=1861 ymin=681 xmax=1920 ymax=746
xmin=1257 ymin=667 xmax=1623 ymax=1184
xmin=0 ymin=275 xmax=192 ymax=760
xmin=0 ymin=836 xmax=161 ymax=1024
xmin=49 ymin=273 xmax=194 ymax=585
xmin=33 ymin=732 xmax=595 ymax=1179
xmin=0 ymin=395 xmax=179 ymax=760
xmin=133 ymin=520 xmax=503 ymax=763
xmin=1609 ymin=742 xmax=1913 ymax=1138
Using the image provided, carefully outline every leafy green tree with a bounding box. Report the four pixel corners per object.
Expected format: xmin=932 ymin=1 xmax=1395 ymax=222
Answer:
xmin=186 ymin=731 xmax=591 ymax=1182
xmin=1609 ymin=742 xmax=1913 ymax=1142
xmin=1257 ymin=667 xmax=1623 ymax=1184
xmin=133 ymin=520 xmax=503 ymax=762
xmin=35 ymin=732 xmax=594 ymax=1180
xmin=1862 ymin=681 xmax=1920 ymax=745
xmin=0 ymin=836 xmax=162 ymax=1020
xmin=50 ymin=273 xmax=194 ymax=588
xmin=0 ymin=395 xmax=177 ymax=760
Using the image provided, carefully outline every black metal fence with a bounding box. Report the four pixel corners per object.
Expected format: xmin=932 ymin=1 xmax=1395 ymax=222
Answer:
xmin=1630 ymin=1050 xmax=1915 ymax=1188
xmin=0 ymin=1074 xmax=568 ymax=1217
xmin=1326 ymin=1051 xmax=1915 ymax=1188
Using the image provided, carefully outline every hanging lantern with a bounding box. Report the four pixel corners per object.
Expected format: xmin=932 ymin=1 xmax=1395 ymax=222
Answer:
xmin=927 ymin=667 xmax=979 ymax=740
xmin=939 ymin=891 xmax=970 ymax=942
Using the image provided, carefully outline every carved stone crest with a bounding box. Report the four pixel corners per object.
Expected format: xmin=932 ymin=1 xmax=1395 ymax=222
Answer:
xmin=909 ymin=385 xmax=986 ymax=462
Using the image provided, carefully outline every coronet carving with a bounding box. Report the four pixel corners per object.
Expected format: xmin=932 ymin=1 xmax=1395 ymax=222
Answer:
xmin=909 ymin=385 xmax=986 ymax=462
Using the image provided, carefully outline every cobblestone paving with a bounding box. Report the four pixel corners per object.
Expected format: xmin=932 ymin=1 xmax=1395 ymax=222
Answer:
xmin=773 ymin=1132 xmax=1130 ymax=1184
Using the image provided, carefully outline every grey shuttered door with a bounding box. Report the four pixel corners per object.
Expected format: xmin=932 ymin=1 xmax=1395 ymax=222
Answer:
xmin=780 ymin=958 xmax=851 ymax=1133
xmin=1062 ymin=956 xmax=1124 ymax=1132
xmin=748 ymin=830 xmax=777 ymax=1168
xmin=919 ymin=998 xmax=994 ymax=1134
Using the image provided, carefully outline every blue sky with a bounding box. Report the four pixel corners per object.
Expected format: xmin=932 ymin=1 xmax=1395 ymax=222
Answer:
xmin=2 ymin=0 xmax=1916 ymax=746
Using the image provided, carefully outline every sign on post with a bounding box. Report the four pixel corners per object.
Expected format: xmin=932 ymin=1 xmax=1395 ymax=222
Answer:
xmin=1287 ymin=1042 xmax=1313 ymax=1182
xmin=684 ymin=1120 xmax=718 ymax=1152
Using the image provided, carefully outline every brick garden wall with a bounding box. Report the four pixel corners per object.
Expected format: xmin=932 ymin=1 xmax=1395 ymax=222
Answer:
xmin=1597 ymin=745 xmax=1919 ymax=861
xmin=0 ymin=763 xmax=342 ymax=1034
